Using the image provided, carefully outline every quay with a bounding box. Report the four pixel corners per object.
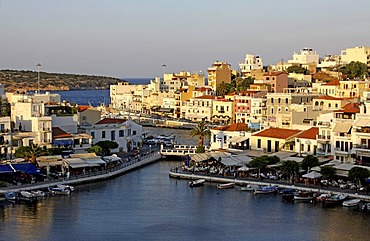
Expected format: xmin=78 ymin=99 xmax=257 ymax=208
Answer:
xmin=0 ymin=152 xmax=162 ymax=194
xmin=169 ymin=169 xmax=370 ymax=201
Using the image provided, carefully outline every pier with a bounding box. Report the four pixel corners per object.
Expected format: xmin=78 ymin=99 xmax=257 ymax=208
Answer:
xmin=160 ymin=144 xmax=198 ymax=156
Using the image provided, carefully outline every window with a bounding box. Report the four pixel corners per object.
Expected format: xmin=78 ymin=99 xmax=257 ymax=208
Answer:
xmin=133 ymin=130 xmax=137 ymax=135
xmin=102 ymin=131 xmax=106 ymax=138
xmin=91 ymin=131 xmax=95 ymax=139
xmin=119 ymin=130 xmax=124 ymax=137
xmin=128 ymin=129 xmax=132 ymax=136
xmin=257 ymin=139 xmax=261 ymax=148
xmin=0 ymin=124 xmax=4 ymax=132
xmin=111 ymin=130 xmax=115 ymax=140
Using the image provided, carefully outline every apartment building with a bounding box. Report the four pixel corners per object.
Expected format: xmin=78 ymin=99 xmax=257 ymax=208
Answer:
xmin=341 ymin=46 xmax=370 ymax=68
xmin=239 ymin=54 xmax=263 ymax=78
xmin=207 ymin=61 xmax=232 ymax=91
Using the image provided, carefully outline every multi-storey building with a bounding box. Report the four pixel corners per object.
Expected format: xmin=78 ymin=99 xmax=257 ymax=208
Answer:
xmin=263 ymin=72 xmax=288 ymax=93
xmin=317 ymin=80 xmax=340 ymax=96
xmin=183 ymin=95 xmax=217 ymax=122
xmin=315 ymin=112 xmax=334 ymax=157
xmin=288 ymin=47 xmax=320 ymax=65
xmin=212 ymin=98 xmax=234 ymax=125
xmin=341 ymin=46 xmax=370 ymax=68
xmin=233 ymin=90 xmax=266 ymax=124
xmin=239 ymin=54 xmax=263 ymax=78
xmin=207 ymin=61 xmax=232 ymax=92
xmin=161 ymin=72 xmax=205 ymax=92
xmin=210 ymin=123 xmax=250 ymax=150
xmin=313 ymin=96 xmax=351 ymax=111
xmin=336 ymin=80 xmax=368 ymax=98
xmin=295 ymin=127 xmax=319 ymax=156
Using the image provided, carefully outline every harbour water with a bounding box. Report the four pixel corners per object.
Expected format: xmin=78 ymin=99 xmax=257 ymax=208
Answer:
xmin=1 ymin=160 xmax=370 ymax=241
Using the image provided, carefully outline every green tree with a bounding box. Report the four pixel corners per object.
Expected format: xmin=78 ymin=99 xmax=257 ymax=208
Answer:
xmin=279 ymin=160 xmax=300 ymax=184
xmin=216 ymin=81 xmax=230 ymax=97
xmin=286 ymin=65 xmax=309 ymax=74
xmin=340 ymin=61 xmax=369 ymax=79
xmin=320 ymin=166 xmax=337 ymax=180
xmin=190 ymin=121 xmax=211 ymax=153
xmin=88 ymin=145 xmax=103 ymax=156
xmin=236 ymin=77 xmax=255 ymax=91
xmin=301 ymin=155 xmax=320 ymax=172
xmin=14 ymin=146 xmax=32 ymax=160
xmin=14 ymin=144 xmax=44 ymax=164
xmin=45 ymin=147 xmax=63 ymax=156
xmin=348 ymin=167 xmax=370 ymax=187
xmin=94 ymin=140 xmax=119 ymax=155
xmin=248 ymin=156 xmax=270 ymax=178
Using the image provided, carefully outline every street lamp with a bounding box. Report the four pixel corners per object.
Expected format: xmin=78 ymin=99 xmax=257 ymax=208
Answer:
xmin=36 ymin=63 xmax=42 ymax=94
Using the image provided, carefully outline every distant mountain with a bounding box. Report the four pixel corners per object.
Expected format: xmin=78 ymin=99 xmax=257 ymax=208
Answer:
xmin=0 ymin=69 xmax=125 ymax=91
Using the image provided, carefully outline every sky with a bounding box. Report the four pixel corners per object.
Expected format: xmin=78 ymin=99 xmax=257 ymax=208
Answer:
xmin=0 ymin=0 xmax=369 ymax=79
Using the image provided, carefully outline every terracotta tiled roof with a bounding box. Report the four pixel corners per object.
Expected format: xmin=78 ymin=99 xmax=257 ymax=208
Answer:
xmin=296 ymin=127 xmax=319 ymax=140
xmin=195 ymin=87 xmax=212 ymax=91
xmin=77 ymin=105 xmax=90 ymax=112
xmin=263 ymin=71 xmax=286 ymax=76
xmin=323 ymin=80 xmax=340 ymax=86
xmin=253 ymin=127 xmax=302 ymax=139
xmin=52 ymin=127 xmax=73 ymax=138
xmin=334 ymin=102 xmax=360 ymax=113
xmin=213 ymin=123 xmax=249 ymax=132
xmin=95 ymin=118 xmax=126 ymax=125
xmin=194 ymin=95 xmax=219 ymax=100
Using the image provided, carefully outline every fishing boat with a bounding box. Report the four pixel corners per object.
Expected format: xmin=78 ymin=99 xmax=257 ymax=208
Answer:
xmin=254 ymin=185 xmax=278 ymax=194
xmin=342 ymin=198 xmax=361 ymax=207
xmin=4 ymin=191 xmax=17 ymax=201
xmin=189 ymin=179 xmax=205 ymax=187
xmin=239 ymin=185 xmax=254 ymax=191
xmin=279 ymin=188 xmax=297 ymax=200
xmin=57 ymin=184 xmax=75 ymax=192
xmin=324 ymin=194 xmax=347 ymax=206
xmin=20 ymin=191 xmax=36 ymax=199
xmin=217 ymin=183 xmax=235 ymax=189
xmin=315 ymin=193 xmax=331 ymax=202
xmin=48 ymin=186 xmax=71 ymax=195
xmin=293 ymin=191 xmax=317 ymax=201
xmin=31 ymin=190 xmax=47 ymax=198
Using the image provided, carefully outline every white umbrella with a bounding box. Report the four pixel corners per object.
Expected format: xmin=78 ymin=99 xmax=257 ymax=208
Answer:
xmin=238 ymin=166 xmax=250 ymax=172
xmin=302 ymin=171 xmax=322 ymax=179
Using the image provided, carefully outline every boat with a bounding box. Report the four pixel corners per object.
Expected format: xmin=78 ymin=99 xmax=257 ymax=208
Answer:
xmin=254 ymin=185 xmax=278 ymax=194
xmin=20 ymin=191 xmax=36 ymax=199
xmin=293 ymin=191 xmax=317 ymax=201
xmin=57 ymin=184 xmax=75 ymax=192
xmin=48 ymin=186 xmax=71 ymax=195
xmin=342 ymin=198 xmax=361 ymax=207
xmin=279 ymin=188 xmax=297 ymax=200
xmin=189 ymin=179 xmax=205 ymax=187
xmin=324 ymin=194 xmax=348 ymax=206
xmin=239 ymin=185 xmax=254 ymax=191
xmin=31 ymin=190 xmax=47 ymax=198
xmin=315 ymin=193 xmax=331 ymax=202
xmin=4 ymin=191 xmax=17 ymax=201
xmin=217 ymin=183 xmax=235 ymax=189
xmin=361 ymin=203 xmax=370 ymax=213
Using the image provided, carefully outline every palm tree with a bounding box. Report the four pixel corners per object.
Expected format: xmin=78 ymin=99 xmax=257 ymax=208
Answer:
xmin=279 ymin=160 xmax=300 ymax=185
xmin=28 ymin=144 xmax=44 ymax=165
xmin=190 ymin=121 xmax=211 ymax=153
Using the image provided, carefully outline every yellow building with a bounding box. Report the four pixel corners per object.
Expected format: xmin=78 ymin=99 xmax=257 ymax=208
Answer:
xmin=337 ymin=80 xmax=368 ymax=98
xmin=207 ymin=61 xmax=232 ymax=91
xmin=341 ymin=46 xmax=370 ymax=67
xmin=212 ymin=98 xmax=234 ymax=125
xmin=317 ymin=79 xmax=340 ymax=96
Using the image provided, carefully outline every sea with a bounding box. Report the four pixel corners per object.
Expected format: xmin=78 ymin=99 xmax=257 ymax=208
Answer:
xmin=2 ymin=82 xmax=370 ymax=240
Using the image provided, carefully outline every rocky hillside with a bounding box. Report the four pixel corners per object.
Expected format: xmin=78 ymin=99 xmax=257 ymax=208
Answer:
xmin=0 ymin=69 xmax=124 ymax=91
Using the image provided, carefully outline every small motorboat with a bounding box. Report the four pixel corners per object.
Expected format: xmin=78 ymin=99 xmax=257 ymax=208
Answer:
xmin=361 ymin=203 xmax=370 ymax=213
xmin=342 ymin=198 xmax=361 ymax=207
xmin=239 ymin=185 xmax=254 ymax=191
xmin=315 ymin=193 xmax=331 ymax=202
xmin=31 ymin=190 xmax=47 ymax=198
xmin=217 ymin=183 xmax=235 ymax=189
xmin=4 ymin=191 xmax=17 ymax=201
xmin=280 ymin=188 xmax=297 ymax=200
xmin=293 ymin=191 xmax=317 ymax=201
xmin=254 ymin=185 xmax=278 ymax=194
xmin=324 ymin=194 xmax=348 ymax=206
xmin=57 ymin=184 xmax=74 ymax=192
xmin=189 ymin=179 xmax=205 ymax=187
xmin=48 ymin=186 xmax=71 ymax=195
xmin=20 ymin=191 xmax=36 ymax=199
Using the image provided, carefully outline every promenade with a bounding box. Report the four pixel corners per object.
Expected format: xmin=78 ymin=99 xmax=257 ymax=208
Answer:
xmin=169 ymin=168 xmax=370 ymax=201
xmin=0 ymin=152 xmax=162 ymax=194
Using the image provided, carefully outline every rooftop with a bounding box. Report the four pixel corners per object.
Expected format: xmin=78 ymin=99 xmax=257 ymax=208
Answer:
xmin=213 ymin=123 xmax=249 ymax=132
xmin=253 ymin=127 xmax=302 ymax=139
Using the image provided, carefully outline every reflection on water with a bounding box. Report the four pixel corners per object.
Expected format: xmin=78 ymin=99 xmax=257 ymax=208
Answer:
xmin=1 ymin=161 xmax=370 ymax=241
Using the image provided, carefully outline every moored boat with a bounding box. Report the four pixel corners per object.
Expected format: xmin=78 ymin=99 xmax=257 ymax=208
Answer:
xmin=239 ymin=185 xmax=254 ymax=191
xmin=217 ymin=183 xmax=235 ymax=189
xmin=254 ymin=185 xmax=278 ymax=194
xmin=315 ymin=193 xmax=331 ymax=202
xmin=361 ymin=203 xmax=370 ymax=213
xmin=4 ymin=191 xmax=17 ymax=201
xmin=189 ymin=179 xmax=205 ymax=187
xmin=57 ymin=184 xmax=74 ymax=192
xmin=31 ymin=190 xmax=47 ymax=198
xmin=324 ymin=194 xmax=347 ymax=206
xmin=293 ymin=191 xmax=317 ymax=201
xmin=48 ymin=186 xmax=71 ymax=195
xmin=20 ymin=191 xmax=36 ymax=199
xmin=342 ymin=198 xmax=361 ymax=207
xmin=279 ymin=188 xmax=297 ymax=200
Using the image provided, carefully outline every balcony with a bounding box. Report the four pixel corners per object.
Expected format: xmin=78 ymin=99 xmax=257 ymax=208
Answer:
xmin=334 ymin=147 xmax=350 ymax=154
xmin=353 ymin=144 xmax=370 ymax=150
xmin=317 ymin=135 xmax=330 ymax=141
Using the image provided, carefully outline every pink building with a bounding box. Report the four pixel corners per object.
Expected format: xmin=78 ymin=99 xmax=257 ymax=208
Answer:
xmin=263 ymin=72 xmax=288 ymax=93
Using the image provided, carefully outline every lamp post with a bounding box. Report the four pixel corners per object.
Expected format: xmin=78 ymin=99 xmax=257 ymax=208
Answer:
xmin=36 ymin=63 xmax=42 ymax=94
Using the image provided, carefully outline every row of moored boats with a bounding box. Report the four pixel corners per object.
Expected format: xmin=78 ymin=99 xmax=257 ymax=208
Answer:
xmin=188 ymin=179 xmax=370 ymax=212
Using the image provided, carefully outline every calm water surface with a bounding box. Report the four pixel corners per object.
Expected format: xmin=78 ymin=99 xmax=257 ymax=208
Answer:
xmin=1 ymin=160 xmax=370 ymax=241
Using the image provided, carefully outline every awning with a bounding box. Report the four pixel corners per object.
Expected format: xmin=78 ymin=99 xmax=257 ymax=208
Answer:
xmin=103 ymin=156 xmax=122 ymax=163
xmin=333 ymin=123 xmax=352 ymax=133
xmin=228 ymin=136 xmax=249 ymax=143
xmin=0 ymin=164 xmax=14 ymax=174
xmin=11 ymin=163 xmax=41 ymax=175
xmin=64 ymin=158 xmax=89 ymax=169
xmin=38 ymin=161 xmax=63 ymax=167
xmin=53 ymin=139 xmax=73 ymax=146
xmin=220 ymin=157 xmax=242 ymax=167
xmin=354 ymin=119 xmax=370 ymax=127
xmin=83 ymin=157 xmax=107 ymax=166
xmin=302 ymin=171 xmax=322 ymax=179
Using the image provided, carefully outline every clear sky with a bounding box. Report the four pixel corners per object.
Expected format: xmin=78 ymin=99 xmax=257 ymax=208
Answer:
xmin=0 ymin=0 xmax=369 ymax=78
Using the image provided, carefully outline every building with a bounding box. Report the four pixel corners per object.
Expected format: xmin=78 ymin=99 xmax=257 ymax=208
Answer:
xmin=263 ymin=72 xmax=288 ymax=93
xmin=288 ymin=47 xmax=319 ymax=65
xmin=239 ymin=54 xmax=263 ymax=78
xmin=81 ymin=118 xmax=142 ymax=153
xmin=295 ymin=127 xmax=319 ymax=156
xmin=341 ymin=46 xmax=370 ymax=68
xmin=77 ymin=105 xmax=101 ymax=127
xmin=210 ymin=123 xmax=251 ymax=150
xmin=317 ymin=79 xmax=340 ymax=96
xmin=212 ymin=98 xmax=234 ymax=125
xmin=183 ymin=95 xmax=216 ymax=122
xmin=207 ymin=61 xmax=232 ymax=92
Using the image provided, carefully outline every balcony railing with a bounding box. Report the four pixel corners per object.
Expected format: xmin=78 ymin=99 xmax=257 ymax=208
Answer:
xmin=353 ymin=144 xmax=370 ymax=150
xmin=317 ymin=135 xmax=330 ymax=140
xmin=334 ymin=147 xmax=350 ymax=153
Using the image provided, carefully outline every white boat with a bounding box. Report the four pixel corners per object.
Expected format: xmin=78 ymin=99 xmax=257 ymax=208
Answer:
xmin=48 ymin=186 xmax=71 ymax=195
xmin=217 ymin=183 xmax=235 ymax=189
xmin=189 ymin=179 xmax=205 ymax=187
xmin=31 ymin=190 xmax=47 ymax=197
xmin=57 ymin=184 xmax=75 ymax=192
xmin=361 ymin=203 xmax=370 ymax=213
xmin=4 ymin=191 xmax=17 ymax=200
xmin=343 ymin=199 xmax=361 ymax=207
xmin=254 ymin=186 xmax=278 ymax=194
xmin=293 ymin=191 xmax=317 ymax=201
xmin=20 ymin=191 xmax=36 ymax=199
xmin=239 ymin=185 xmax=254 ymax=191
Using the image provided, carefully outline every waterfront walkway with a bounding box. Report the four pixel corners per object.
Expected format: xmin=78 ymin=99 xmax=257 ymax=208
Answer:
xmin=0 ymin=152 xmax=162 ymax=194
xmin=169 ymin=168 xmax=370 ymax=201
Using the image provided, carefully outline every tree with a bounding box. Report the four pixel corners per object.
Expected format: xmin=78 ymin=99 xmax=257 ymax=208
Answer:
xmin=248 ymin=156 xmax=269 ymax=178
xmin=301 ymin=155 xmax=320 ymax=172
xmin=286 ymin=65 xmax=309 ymax=74
xmin=320 ymin=166 xmax=336 ymax=180
xmin=279 ymin=160 xmax=300 ymax=184
xmin=45 ymin=147 xmax=63 ymax=156
xmin=14 ymin=146 xmax=32 ymax=160
xmin=88 ymin=145 xmax=103 ymax=156
xmin=190 ymin=121 xmax=211 ymax=153
xmin=340 ymin=61 xmax=368 ymax=79
xmin=236 ymin=77 xmax=254 ymax=91
xmin=348 ymin=167 xmax=370 ymax=187
xmin=94 ymin=141 xmax=119 ymax=155
xmin=14 ymin=144 xmax=44 ymax=164
xmin=216 ymin=81 xmax=230 ymax=97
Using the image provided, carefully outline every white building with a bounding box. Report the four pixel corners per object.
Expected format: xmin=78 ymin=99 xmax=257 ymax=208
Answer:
xmin=81 ymin=118 xmax=142 ymax=153
xmin=288 ymin=48 xmax=319 ymax=65
xmin=239 ymin=54 xmax=263 ymax=77
xmin=210 ymin=123 xmax=251 ymax=150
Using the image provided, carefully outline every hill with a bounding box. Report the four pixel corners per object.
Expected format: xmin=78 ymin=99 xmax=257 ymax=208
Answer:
xmin=0 ymin=69 xmax=124 ymax=91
